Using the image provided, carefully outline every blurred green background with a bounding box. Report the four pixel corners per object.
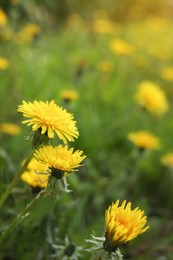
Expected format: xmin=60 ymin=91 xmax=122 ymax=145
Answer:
xmin=1 ymin=0 xmax=173 ymax=259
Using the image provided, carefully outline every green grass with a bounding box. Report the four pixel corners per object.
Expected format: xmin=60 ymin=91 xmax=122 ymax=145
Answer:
xmin=1 ymin=14 xmax=173 ymax=259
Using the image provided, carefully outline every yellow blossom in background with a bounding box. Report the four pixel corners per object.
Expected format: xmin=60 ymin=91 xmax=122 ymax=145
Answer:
xmin=128 ymin=130 xmax=160 ymax=150
xmin=105 ymin=200 xmax=149 ymax=246
xmin=110 ymin=38 xmax=134 ymax=56
xmin=97 ymin=61 xmax=114 ymax=73
xmin=11 ymin=0 xmax=20 ymax=5
xmin=17 ymin=100 xmax=79 ymax=143
xmin=60 ymin=90 xmax=79 ymax=102
xmin=160 ymin=67 xmax=173 ymax=82
xmin=21 ymin=158 xmax=49 ymax=188
xmin=93 ymin=19 xmax=113 ymax=33
xmin=0 ymin=123 xmax=21 ymax=135
xmin=160 ymin=153 xmax=173 ymax=168
xmin=0 ymin=57 xmax=9 ymax=70
xmin=0 ymin=28 xmax=13 ymax=41
xmin=135 ymin=81 xmax=169 ymax=116
xmin=16 ymin=23 xmax=41 ymax=43
xmin=34 ymin=145 xmax=86 ymax=174
xmin=0 ymin=9 xmax=8 ymax=26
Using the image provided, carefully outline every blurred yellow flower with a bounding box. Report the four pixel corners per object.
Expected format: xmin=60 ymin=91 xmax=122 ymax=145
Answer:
xmin=34 ymin=145 xmax=86 ymax=175
xmin=135 ymin=81 xmax=169 ymax=116
xmin=93 ymin=19 xmax=113 ymax=33
xmin=11 ymin=0 xmax=20 ymax=5
xmin=0 ymin=123 xmax=21 ymax=135
xmin=60 ymin=90 xmax=79 ymax=102
xmin=160 ymin=153 xmax=173 ymax=168
xmin=110 ymin=38 xmax=134 ymax=56
xmin=0 ymin=28 xmax=13 ymax=41
xmin=16 ymin=23 xmax=41 ymax=43
xmin=105 ymin=200 xmax=149 ymax=247
xmin=21 ymin=158 xmax=49 ymax=188
xmin=160 ymin=67 xmax=173 ymax=82
xmin=128 ymin=130 xmax=160 ymax=150
xmin=0 ymin=57 xmax=9 ymax=70
xmin=0 ymin=9 xmax=8 ymax=26
xmin=98 ymin=61 xmax=113 ymax=73
xmin=18 ymin=100 xmax=79 ymax=143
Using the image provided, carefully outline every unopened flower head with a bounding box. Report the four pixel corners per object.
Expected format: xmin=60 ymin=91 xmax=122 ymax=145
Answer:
xmin=105 ymin=200 xmax=149 ymax=247
xmin=34 ymin=145 xmax=86 ymax=177
xmin=17 ymin=100 xmax=79 ymax=143
xmin=60 ymin=90 xmax=79 ymax=102
xmin=21 ymin=158 xmax=49 ymax=188
xmin=128 ymin=130 xmax=160 ymax=150
xmin=135 ymin=81 xmax=169 ymax=116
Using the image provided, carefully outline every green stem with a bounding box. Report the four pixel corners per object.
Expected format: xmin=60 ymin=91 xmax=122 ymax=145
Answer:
xmin=0 ymin=149 xmax=35 ymax=207
xmin=0 ymin=188 xmax=47 ymax=244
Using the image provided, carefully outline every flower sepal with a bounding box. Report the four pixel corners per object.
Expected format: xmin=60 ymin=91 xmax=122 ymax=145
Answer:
xmin=47 ymin=175 xmax=72 ymax=198
xmin=27 ymin=128 xmax=50 ymax=148
xmin=86 ymin=234 xmax=123 ymax=260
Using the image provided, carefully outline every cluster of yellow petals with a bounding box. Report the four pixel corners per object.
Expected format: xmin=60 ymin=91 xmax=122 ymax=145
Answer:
xmin=160 ymin=153 xmax=173 ymax=168
xmin=21 ymin=158 xmax=49 ymax=188
xmin=135 ymin=81 xmax=169 ymax=116
xmin=128 ymin=130 xmax=160 ymax=150
xmin=105 ymin=200 xmax=149 ymax=246
xmin=17 ymin=100 xmax=79 ymax=143
xmin=34 ymin=145 xmax=86 ymax=174
xmin=0 ymin=123 xmax=21 ymax=135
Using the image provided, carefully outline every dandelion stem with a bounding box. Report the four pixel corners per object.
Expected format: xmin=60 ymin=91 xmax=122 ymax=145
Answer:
xmin=0 ymin=188 xmax=47 ymax=244
xmin=0 ymin=149 xmax=35 ymax=207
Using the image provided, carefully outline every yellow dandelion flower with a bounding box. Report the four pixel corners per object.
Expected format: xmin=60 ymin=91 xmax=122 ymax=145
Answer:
xmin=93 ymin=19 xmax=113 ymax=33
xmin=60 ymin=90 xmax=79 ymax=102
xmin=16 ymin=23 xmax=41 ymax=43
xmin=0 ymin=57 xmax=9 ymax=70
xmin=98 ymin=61 xmax=114 ymax=73
xmin=0 ymin=9 xmax=8 ymax=26
xmin=34 ymin=145 xmax=86 ymax=175
xmin=0 ymin=123 xmax=21 ymax=135
xmin=17 ymin=100 xmax=79 ymax=143
xmin=160 ymin=153 xmax=173 ymax=168
xmin=110 ymin=38 xmax=134 ymax=56
xmin=160 ymin=67 xmax=173 ymax=82
xmin=21 ymin=158 xmax=49 ymax=188
xmin=128 ymin=130 xmax=160 ymax=150
xmin=105 ymin=200 xmax=149 ymax=247
xmin=135 ymin=81 xmax=169 ymax=116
